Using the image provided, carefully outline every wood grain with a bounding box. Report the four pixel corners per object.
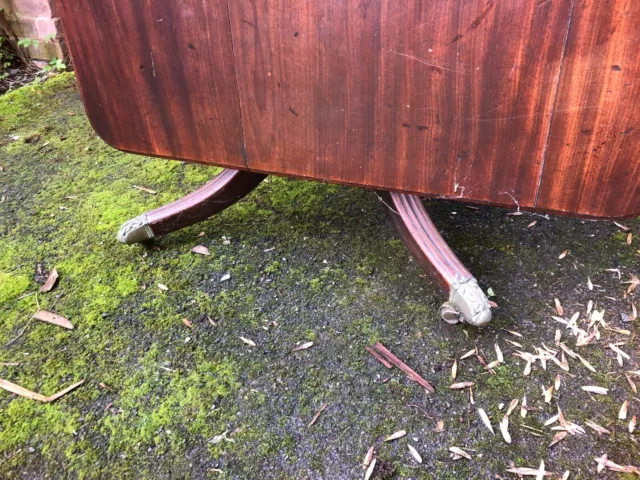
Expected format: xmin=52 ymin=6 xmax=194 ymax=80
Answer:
xmin=228 ymin=0 xmax=572 ymax=208
xmin=59 ymin=0 xmax=640 ymax=218
xmin=57 ymin=0 xmax=246 ymax=168
xmin=535 ymin=0 xmax=640 ymax=218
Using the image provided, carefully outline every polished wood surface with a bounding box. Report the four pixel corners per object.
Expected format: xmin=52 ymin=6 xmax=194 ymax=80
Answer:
xmin=59 ymin=0 xmax=640 ymax=219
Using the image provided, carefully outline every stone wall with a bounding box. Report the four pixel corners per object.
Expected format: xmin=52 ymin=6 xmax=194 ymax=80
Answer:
xmin=0 ymin=0 xmax=64 ymax=61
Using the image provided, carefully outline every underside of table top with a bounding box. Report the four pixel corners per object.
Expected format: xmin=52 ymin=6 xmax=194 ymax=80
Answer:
xmin=58 ymin=0 xmax=640 ymax=219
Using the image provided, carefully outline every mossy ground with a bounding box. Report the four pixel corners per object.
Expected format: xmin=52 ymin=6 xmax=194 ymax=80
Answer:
xmin=0 ymin=74 xmax=638 ymax=479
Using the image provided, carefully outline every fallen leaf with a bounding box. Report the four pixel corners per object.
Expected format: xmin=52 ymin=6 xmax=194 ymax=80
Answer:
xmin=450 ymin=382 xmax=474 ymax=390
xmin=558 ymin=250 xmax=568 ymax=260
xmin=434 ymin=420 xmax=445 ymax=432
xmin=549 ymin=431 xmax=567 ymax=447
xmin=627 ymin=233 xmax=633 ymax=245
xmin=460 ymin=348 xmax=477 ymax=359
xmin=293 ymin=341 xmax=313 ymax=352
xmin=308 ymin=403 xmax=328 ymax=427
xmin=630 ymin=415 xmax=637 ymax=434
xmin=39 ymin=268 xmax=59 ymax=292
xmin=624 ymin=275 xmax=640 ymax=293
xmin=157 ymin=283 xmax=169 ymax=291
xmin=506 ymin=399 xmax=519 ymax=417
xmin=487 ymin=287 xmax=495 ymax=297
xmin=614 ymin=221 xmax=630 ymax=231
xmin=239 ymin=337 xmax=256 ymax=347
xmin=451 ymin=359 xmax=457 ymax=380
xmin=587 ymin=276 xmax=594 ymax=291
xmin=32 ymin=310 xmax=73 ymax=329
xmin=520 ymin=396 xmax=528 ymax=418
xmin=191 ymin=245 xmax=210 ymax=255
xmin=527 ymin=220 xmax=537 ymax=229
xmin=554 ymin=298 xmax=564 ymax=316
xmin=585 ymin=420 xmax=611 ymax=436
xmin=220 ymin=273 xmax=231 ymax=282
xmin=619 ymin=400 xmax=628 ymax=420
xmin=132 ymin=185 xmax=157 ymax=195
xmin=543 ymin=385 xmax=554 ymax=403
xmin=407 ymin=445 xmax=422 ymax=464
xmin=477 ymin=408 xmax=494 ymax=434
xmin=625 ymin=373 xmax=637 ymax=394
xmin=495 ymin=343 xmax=504 ymax=363
xmin=449 ymin=446 xmax=471 ymax=460
xmin=364 ymin=458 xmax=376 ymax=480
xmin=384 ymin=430 xmax=406 ymax=442
xmin=0 ymin=378 xmax=84 ymax=402
xmin=581 ymin=386 xmax=608 ymax=395
xmin=182 ymin=318 xmax=192 ymax=328
xmin=362 ymin=446 xmax=375 ymax=469
xmin=499 ymin=416 xmax=512 ymax=444
xmin=507 ymin=460 xmax=554 ymax=477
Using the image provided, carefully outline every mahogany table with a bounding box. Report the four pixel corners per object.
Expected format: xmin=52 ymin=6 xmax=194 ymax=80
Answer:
xmin=58 ymin=0 xmax=639 ymax=327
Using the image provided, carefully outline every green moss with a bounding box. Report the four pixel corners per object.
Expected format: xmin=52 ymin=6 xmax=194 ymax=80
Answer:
xmin=0 ymin=272 xmax=31 ymax=303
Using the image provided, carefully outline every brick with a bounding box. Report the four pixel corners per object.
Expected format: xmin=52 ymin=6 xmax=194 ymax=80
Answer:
xmin=35 ymin=16 xmax=57 ymax=37
xmin=12 ymin=0 xmax=56 ymax=18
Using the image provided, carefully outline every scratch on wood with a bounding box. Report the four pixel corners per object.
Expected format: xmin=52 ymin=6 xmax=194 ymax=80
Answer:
xmin=150 ymin=51 xmax=156 ymax=77
xmin=386 ymin=50 xmax=464 ymax=74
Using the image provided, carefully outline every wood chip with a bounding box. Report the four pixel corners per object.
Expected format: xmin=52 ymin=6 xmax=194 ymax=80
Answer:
xmin=308 ymin=403 xmax=328 ymax=427
xmin=239 ymin=337 xmax=256 ymax=347
xmin=477 ymin=408 xmax=494 ymax=434
xmin=449 ymin=446 xmax=471 ymax=460
xmin=293 ymin=341 xmax=314 ymax=352
xmin=371 ymin=342 xmax=435 ymax=393
xmin=581 ymin=386 xmax=608 ymax=395
xmin=407 ymin=445 xmax=422 ymax=464
xmin=32 ymin=310 xmax=73 ymax=330
xmin=450 ymin=382 xmax=474 ymax=390
xmin=191 ymin=245 xmax=210 ymax=255
xmin=132 ymin=185 xmax=157 ymax=194
xmin=0 ymin=378 xmax=84 ymax=402
xmin=39 ymin=268 xmax=58 ymax=292
xmin=384 ymin=430 xmax=406 ymax=442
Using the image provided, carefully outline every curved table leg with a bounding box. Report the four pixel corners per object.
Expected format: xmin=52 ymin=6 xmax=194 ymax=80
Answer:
xmin=118 ymin=169 xmax=266 ymax=244
xmin=378 ymin=191 xmax=492 ymax=327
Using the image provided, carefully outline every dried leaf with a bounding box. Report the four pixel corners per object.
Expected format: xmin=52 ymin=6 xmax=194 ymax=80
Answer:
xmin=460 ymin=349 xmax=477 ymax=360
xmin=543 ymin=385 xmax=554 ymax=403
xmin=506 ymin=399 xmax=519 ymax=417
xmin=558 ymin=250 xmax=568 ymax=260
xmin=191 ymin=245 xmax=210 ymax=255
xmin=384 ymin=430 xmax=406 ymax=442
xmin=499 ymin=416 xmax=511 ymax=444
xmin=308 ymin=403 xmax=328 ymax=427
xmin=157 ymin=283 xmax=169 ymax=291
xmin=448 ymin=446 xmax=471 ymax=460
xmin=521 ymin=396 xmax=528 ymax=418
xmin=507 ymin=460 xmax=554 ymax=477
xmin=505 ymin=329 xmax=523 ymax=338
xmin=554 ymin=375 xmax=561 ymax=391
xmin=581 ymin=386 xmax=608 ymax=395
xmin=527 ymin=220 xmax=537 ymax=229
xmin=477 ymin=408 xmax=494 ymax=434
xmin=32 ymin=310 xmax=73 ymax=330
xmin=293 ymin=341 xmax=314 ymax=352
xmin=39 ymin=268 xmax=58 ymax=292
xmin=495 ymin=343 xmax=504 ymax=363
xmin=630 ymin=415 xmax=637 ymax=434
xmin=609 ymin=343 xmax=630 ymax=360
xmin=407 ymin=445 xmax=422 ymax=464
xmin=627 ymin=232 xmax=633 ymax=245
xmin=625 ymin=373 xmax=637 ymax=394
xmin=451 ymin=359 xmax=457 ymax=380
xmin=132 ymin=185 xmax=157 ymax=195
xmin=555 ymin=298 xmax=564 ymax=316
xmin=239 ymin=337 xmax=256 ymax=347
xmin=434 ymin=419 xmax=445 ymax=432
xmin=550 ymin=431 xmax=567 ymax=447
xmin=450 ymin=382 xmax=474 ymax=390
xmin=619 ymin=400 xmax=628 ymax=420
xmin=614 ymin=221 xmax=630 ymax=231
xmin=364 ymin=458 xmax=376 ymax=480
xmin=182 ymin=318 xmax=192 ymax=328
xmin=585 ymin=420 xmax=611 ymax=436
xmin=0 ymin=378 xmax=84 ymax=402
xmin=362 ymin=446 xmax=375 ymax=469
xmin=587 ymin=276 xmax=594 ymax=291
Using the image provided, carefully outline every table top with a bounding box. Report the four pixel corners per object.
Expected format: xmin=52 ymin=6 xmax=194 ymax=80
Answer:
xmin=59 ymin=0 xmax=640 ymax=219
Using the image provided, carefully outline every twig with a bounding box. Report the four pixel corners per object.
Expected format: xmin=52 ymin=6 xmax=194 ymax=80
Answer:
xmin=365 ymin=346 xmax=393 ymax=369
xmin=308 ymin=403 xmax=328 ymax=427
xmin=371 ymin=342 xmax=435 ymax=393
